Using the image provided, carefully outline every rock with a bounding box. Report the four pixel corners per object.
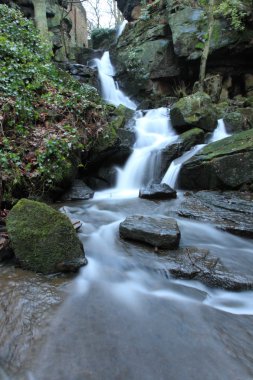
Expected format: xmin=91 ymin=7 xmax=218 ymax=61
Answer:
xmin=153 ymin=128 xmax=205 ymax=182
xmin=117 ymin=0 xmax=140 ymax=20
xmin=61 ymin=180 xmax=94 ymax=201
xmin=223 ymin=109 xmax=253 ymax=133
xmin=56 ymin=257 xmax=88 ymax=273
xmin=91 ymin=28 xmax=117 ymax=49
xmin=112 ymin=13 xmax=179 ymax=100
xmin=153 ymin=247 xmax=253 ymax=291
xmin=170 ymin=92 xmax=218 ymax=133
xmin=139 ymin=183 xmax=177 ymax=200
xmin=84 ymin=105 xmax=135 ymax=189
xmin=119 ymin=215 xmax=180 ymax=249
xmin=6 ymin=199 xmax=86 ymax=274
xmin=0 ymin=234 xmax=13 ymax=262
xmin=193 ymin=74 xmax=223 ymax=103
xmin=177 ymin=191 xmax=253 ymax=238
xmin=144 ymin=244 xmax=253 ymax=290
xmin=223 ymin=111 xmax=245 ymax=133
xmin=179 ymin=129 xmax=253 ymax=190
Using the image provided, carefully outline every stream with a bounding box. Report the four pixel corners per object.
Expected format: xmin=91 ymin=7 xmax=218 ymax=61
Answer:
xmin=4 ymin=51 xmax=253 ymax=379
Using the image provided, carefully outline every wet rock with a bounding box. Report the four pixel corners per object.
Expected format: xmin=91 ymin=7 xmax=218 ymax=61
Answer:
xmin=6 ymin=199 xmax=85 ymax=274
xmin=139 ymin=183 xmax=177 ymax=200
xmin=61 ymin=180 xmax=94 ymax=201
xmin=179 ymin=129 xmax=253 ymax=190
xmin=156 ymin=247 xmax=253 ymax=291
xmin=177 ymin=191 xmax=253 ymax=238
xmin=56 ymin=257 xmax=87 ymax=273
xmin=170 ymin=92 xmax=218 ymax=133
xmin=119 ymin=215 xmax=180 ymax=249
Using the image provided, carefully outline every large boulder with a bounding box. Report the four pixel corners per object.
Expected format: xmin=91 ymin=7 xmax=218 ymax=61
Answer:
xmin=179 ymin=129 xmax=253 ymax=190
xmin=170 ymin=92 xmax=218 ymax=133
xmin=119 ymin=215 xmax=180 ymax=249
xmin=6 ymin=199 xmax=86 ymax=273
xmin=112 ymin=13 xmax=179 ymax=100
xmin=224 ymin=108 xmax=253 ymax=133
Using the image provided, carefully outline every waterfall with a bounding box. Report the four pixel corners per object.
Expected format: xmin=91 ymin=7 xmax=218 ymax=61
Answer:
xmin=162 ymin=119 xmax=230 ymax=189
xmin=116 ymin=108 xmax=178 ymax=191
xmin=91 ymin=51 xmax=136 ymax=110
xmin=209 ymin=119 xmax=230 ymax=143
xmin=116 ymin=20 xmax=128 ymax=39
xmin=93 ymin=52 xmax=179 ymax=198
xmin=162 ymin=144 xmax=205 ymax=188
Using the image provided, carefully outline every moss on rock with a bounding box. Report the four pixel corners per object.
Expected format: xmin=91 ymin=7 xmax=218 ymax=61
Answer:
xmin=179 ymin=128 xmax=253 ymax=190
xmin=170 ymin=92 xmax=218 ymax=132
xmin=7 ymin=199 xmax=85 ymax=274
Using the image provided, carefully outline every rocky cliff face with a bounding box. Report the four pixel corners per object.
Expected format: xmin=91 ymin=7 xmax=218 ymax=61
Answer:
xmin=113 ymin=0 xmax=253 ymax=102
xmin=0 ymin=0 xmax=88 ymax=61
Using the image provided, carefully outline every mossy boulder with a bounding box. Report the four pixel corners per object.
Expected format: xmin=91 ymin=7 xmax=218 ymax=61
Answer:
xmin=223 ymin=108 xmax=253 ymax=133
xmin=180 ymin=128 xmax=205 ymax=151
xmin=6 ymin=199 xmax=86 ymax=274
xmin=91 ymin=28 xmax=116 ymax=49
xmin=179 ymin=128 xmax=253 ymax=190
xmin=170 ymin=92 xmax=218 ymax=133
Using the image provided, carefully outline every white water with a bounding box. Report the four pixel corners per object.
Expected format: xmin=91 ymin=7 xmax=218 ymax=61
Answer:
xmin=162 ymin=118 xmax=231 ymax=189
xmin=91 ymin=51 xmax=136 ymax=110
xmin=209 ymin=118 xmax=230 ymax=142
xmin=116 ymin=108 xmax=178 ymax=190
xmin=162 ymin=144 xmax=205 ymax=188
xmin=116 ymin=20 xmax=128 ymax=39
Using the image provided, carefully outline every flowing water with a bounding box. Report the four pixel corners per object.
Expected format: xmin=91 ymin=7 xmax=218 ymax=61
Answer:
xmin=14 ymin=52 xmax=253 ymax=379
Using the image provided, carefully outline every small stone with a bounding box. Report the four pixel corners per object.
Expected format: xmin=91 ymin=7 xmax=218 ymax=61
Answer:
xmin=119 ymin=215 xmax=180 ymax=249
xmin=139 ymin=183 xmax=177 ymax=200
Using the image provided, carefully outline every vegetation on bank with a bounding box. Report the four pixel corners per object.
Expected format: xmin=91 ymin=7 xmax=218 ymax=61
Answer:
xmin=0 ymin=5 xmax=109 ymax=204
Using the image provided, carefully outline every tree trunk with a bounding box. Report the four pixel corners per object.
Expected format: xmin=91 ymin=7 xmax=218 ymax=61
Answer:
xmin=32 ymin=0 xmax=50 ymax=41
xmin=199 ymin=0 xmax=214 ymax=91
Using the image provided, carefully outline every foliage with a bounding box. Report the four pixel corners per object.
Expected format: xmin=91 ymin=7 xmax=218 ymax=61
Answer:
xmin=0 ymin=5 xmax=108 ymax=202
xmin=215 ymin=0 xmax=246 ymax=31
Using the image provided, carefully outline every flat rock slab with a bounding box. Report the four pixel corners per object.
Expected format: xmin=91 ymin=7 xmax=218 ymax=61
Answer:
xmin=119 ymin=215 xmax=180 ymax=249
xmin=61 ymin=180 xmax=94 ymax=201
xmin=154 ymin=247 xmax=253 ymax=291
xmin=178 ymin=191 xmax=253 ymax=238
xmin=139 ymin=183 xmax=177 ymax=200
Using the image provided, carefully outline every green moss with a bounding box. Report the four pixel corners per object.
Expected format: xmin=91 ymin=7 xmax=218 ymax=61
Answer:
xmin=196 ymin=128 xmax=253 ymax=161
xmin=7 ymin=199 xmax=84 ymax=273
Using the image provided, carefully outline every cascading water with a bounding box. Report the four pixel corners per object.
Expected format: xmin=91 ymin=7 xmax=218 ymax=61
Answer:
xmin=27 ymin=52 xmax=253 ymax=380
xmin=162 ymin=144 xmax=205 ymax=188
xmin=90 ymin=52 xmax=136 ymax=110
xmin=209 ymin=118 xmax=231 ymax=142
xmin=116 ymin=108 xmax=178 ymax=191
xmin=162 ymin=118 xmax=231 ymax=189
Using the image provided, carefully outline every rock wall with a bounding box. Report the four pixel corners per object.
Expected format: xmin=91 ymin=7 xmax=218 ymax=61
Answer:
xmin=0 ymin=0 xmax=88 ymax=61
xmin=113 ymin=0 xmax=253 ymax=102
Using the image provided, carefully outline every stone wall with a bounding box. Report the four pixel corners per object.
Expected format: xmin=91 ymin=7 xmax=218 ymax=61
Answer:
xmin=69 ymin=1 xmax=88 ymax=49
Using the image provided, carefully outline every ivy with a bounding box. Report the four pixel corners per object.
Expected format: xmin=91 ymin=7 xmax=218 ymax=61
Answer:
xmin=0 ymin=5 xmax=109 ymax=201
